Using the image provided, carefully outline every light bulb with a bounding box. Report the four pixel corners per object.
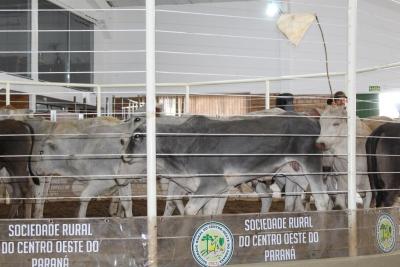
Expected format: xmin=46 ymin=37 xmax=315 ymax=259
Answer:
xmin=266 ymin=2 xmax=280 ymax=17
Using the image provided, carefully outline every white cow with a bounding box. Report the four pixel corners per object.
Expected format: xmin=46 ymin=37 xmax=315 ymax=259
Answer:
xmin=317 ymin=106 xmax=372 ymax=209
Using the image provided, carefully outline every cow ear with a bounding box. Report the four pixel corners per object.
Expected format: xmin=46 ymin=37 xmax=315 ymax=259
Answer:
xmin=155 ymin=104 xmax=162 ymax=117
xmin=44 ymin=140 xmax=56 ymax=149
xmin=308 ymin=108 xmax=322 ymax=119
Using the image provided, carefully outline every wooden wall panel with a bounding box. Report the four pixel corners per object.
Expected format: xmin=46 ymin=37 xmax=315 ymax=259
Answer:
xmin=114 ymin=94 xmax=330 ymax=118
xmin=189 ymin=95 xmax=248 ymax=116
xmin=0 ymin=95 xmax=29 ymax=109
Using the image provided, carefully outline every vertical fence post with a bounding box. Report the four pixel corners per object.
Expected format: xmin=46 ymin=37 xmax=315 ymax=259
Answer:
xmin=96 ymin=86 xmax=102 ymax=117
xmin=31 ymin=0 xmax=39 ymax=81
xmin=265 ymin=80 xmax=270 ymax=109
xmin=5 ymin=82 xmax=10 ymax=106
xmin=185 ymin=85 xmax=190 ymax=114
xmin=29 ymin=94 xmax=36 ymax=112
xmin=146 ymin=0 xmax=158 ymax=265
xmin=347 ymin=0 xmax=358 ymax=257
xmin=50 ymin=110 xmax=57 ymax=122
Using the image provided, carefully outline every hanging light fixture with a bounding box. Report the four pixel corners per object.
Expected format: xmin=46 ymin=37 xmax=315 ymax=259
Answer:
xmin=276 ymin=13 xmax=316 ymax=46
xmin=274 ymin=8 xmax=333 ymax=96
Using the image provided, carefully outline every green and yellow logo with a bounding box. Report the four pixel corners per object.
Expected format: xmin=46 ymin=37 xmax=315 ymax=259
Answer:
xmin=191 ymin=221 xmax=234 ymax=267
xmin=376 ymin=214 xmax=396 ymax=253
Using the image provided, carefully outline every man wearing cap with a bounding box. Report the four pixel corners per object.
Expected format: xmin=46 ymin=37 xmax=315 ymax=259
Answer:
xmin=327 ymin=91 xmax=347 ymax=106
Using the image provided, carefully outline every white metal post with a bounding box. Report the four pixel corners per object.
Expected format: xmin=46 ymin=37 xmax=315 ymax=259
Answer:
xmin=29 ymin=94 xmax=36 ymax=112
xmin=31 ymin=0 xmax=39 ymax=81
xmin=30 ymin=0 xmax=38 ymax=111
xmin=146 ymin=0 xmax=158 ymax=265
xmin=96 ymin=86 xmax=102 ymax=117
xmin=185 ymin=85 xmax=190 ymax=114
xmin=265 ymin=80 xmax=270 ymax=109
xmin=5 ymin=82 xmax=10 ymax=106
xmin=347 ymin=0 xmax=358 ymax=257
xmin=50 ymin=110 xmax=57 ymax=122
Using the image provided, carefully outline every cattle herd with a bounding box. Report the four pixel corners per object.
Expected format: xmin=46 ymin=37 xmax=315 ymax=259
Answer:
xmin=0 ymin=105 xmax=398 ymax=219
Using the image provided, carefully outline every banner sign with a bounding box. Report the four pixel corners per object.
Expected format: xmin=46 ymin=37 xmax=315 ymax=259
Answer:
xmin=0 ymin=208 xmax=398 ymax=266
xmin=0 ymin=218 xmax=148 ymax=267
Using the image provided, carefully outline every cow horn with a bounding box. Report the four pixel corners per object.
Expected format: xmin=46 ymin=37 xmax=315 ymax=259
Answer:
xmin=121 ymin=154 xmax=135 ymax=164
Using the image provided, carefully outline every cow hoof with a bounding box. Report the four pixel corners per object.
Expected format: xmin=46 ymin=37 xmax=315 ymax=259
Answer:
xmin=332 ymin=205 xmax=344 ymax=210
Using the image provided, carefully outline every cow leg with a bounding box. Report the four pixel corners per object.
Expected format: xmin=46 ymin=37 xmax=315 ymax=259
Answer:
xmin=284 ymin=181 xmax=298 ymax=212
xmin=113 ymin=183 xmax=132 ymax=218
xmin=279 ymin=163 xmax=307 ymax=212
xmin=334 ymin=175 xmax=347 ymax=209
xmin=294 ymin=189 xmax=306 ymax=212
xmin=163 ymin=200 xmax=176 ymax=216
xmin=8 ymin=185 xmax=22 ymax=218
xmin=284 ymin=181 xmax=306 ymax=212
xmin=251 ymin=179 xmax=273 ymax=213
xmin=164 ymin=181 xmax=183 ymax=216
xmin=174 ymin=199 xmax=185 ymax=215
xmin=32 ymin=177 xmax=50 ymax=218
xmin=118 ymin=184 xmax=133 ymax=218
xmin=202 ymin=197 xmax=227 ymax=215
xmin=79 ymin=180 xmax=115 ymax=218
xmin=161 ymin=178 xmax=176 ymax=216
xmin=164 ymin=181 xmax=186 ymax=216
xmin=183 ymin=177 xmax=228 ymax=215
xmin=358 ymin=174 xmax=372 ymax=209
xmin=108 ymin=194 xmax=120 ymax=217
xmin=24 ymin=177 xmax=42 ymax=219
xmin=364 ymin=190 xmax=372 ymax=209
xmin=185 ymin=189 xmax=227 ymax=215
xmin=325 ymin=174 xmax=338 ymax=203
xmin=24 ymin=185 xmax=33 ymax=219
xmin=6 ymin=167 xmax=28 ymax=218
xmin=273 ymin=175 xmax=286 ymax=209
xmin=184 ymin=197 xmax=210 ymax=215
xmin=305 ymin=169 xmax=331 ymax=211
xmin=216 ymin=197 xmax=227 ymax=214
xmin=254 ymin=181 xmax=273 ymax=213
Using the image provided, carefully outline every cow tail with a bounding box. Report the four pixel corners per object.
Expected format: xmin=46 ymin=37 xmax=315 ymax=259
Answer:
xmin=25 ymin=123 xmax=40 ymax=186
xmin=366 ymin=125 xmax=386 ymax=207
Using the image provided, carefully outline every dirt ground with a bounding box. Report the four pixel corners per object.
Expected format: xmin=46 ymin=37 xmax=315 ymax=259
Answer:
xmin=0 ymin=199 xmax=286 ymax=218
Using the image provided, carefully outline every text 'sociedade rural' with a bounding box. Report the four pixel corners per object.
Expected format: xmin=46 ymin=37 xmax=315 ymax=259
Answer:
xmin=1 ymin=223 xmax=99 ymax=267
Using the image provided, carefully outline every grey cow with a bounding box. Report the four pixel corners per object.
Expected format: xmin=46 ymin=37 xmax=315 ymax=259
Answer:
xmin=162 ymin=109 xmax=310 ymax=215
xmin=28 ymin=116 xmax=135 ymax=218
xmin=120 ymin=113 xmax=331 ymax=215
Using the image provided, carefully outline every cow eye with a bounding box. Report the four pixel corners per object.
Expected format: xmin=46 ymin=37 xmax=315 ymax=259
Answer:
xmin=134 ymin=134 xmax=141 ymax=139
xmin=134 ymin=117 xmax=141 ymax=122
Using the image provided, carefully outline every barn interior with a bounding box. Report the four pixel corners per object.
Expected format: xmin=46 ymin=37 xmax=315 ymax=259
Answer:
xmin=0 ymin=0 xmax=400 ymax=266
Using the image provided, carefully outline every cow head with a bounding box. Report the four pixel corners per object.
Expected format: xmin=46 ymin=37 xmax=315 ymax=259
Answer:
xmin=121 ymin=115 xmax=147 ymax=165
xmin=316 ymin=105 xmax=347 ymax=152
xmin=33 ymin=134 xmax=68 ymax=176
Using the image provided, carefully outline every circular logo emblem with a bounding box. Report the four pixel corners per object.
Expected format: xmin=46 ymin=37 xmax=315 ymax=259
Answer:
xmin=191 ymin=221 xmax=234 ymax=267
xmin=376 ymin=214 xmax=396 ymax=253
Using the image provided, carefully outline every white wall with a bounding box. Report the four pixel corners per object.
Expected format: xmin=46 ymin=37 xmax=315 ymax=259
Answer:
xmin=35 ymin=0 xmax=400 ymax=97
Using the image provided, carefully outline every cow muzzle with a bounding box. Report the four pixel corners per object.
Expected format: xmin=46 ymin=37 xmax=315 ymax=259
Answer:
xmin=315 ymin=142 xmax=327 ymax=151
